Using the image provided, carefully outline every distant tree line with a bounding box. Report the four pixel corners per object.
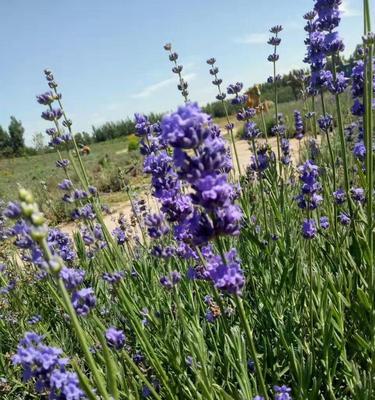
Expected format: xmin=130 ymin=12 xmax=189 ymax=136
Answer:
xmin=0 ymin=116 xmax=26 ymax=157
xmin=0 ymin=47 xmax=361 ymax=157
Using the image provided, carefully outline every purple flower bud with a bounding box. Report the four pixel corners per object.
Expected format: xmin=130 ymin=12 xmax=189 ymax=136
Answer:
xmin=3 ymin=202 xmax=22 ymax=219
xmin=270 ymin=25 xmax=283 ymax=34
xmin=60 ymin=267 xmax=85 ymax=291
xmin=320 ymin=216 xmax=330 ymax=229
xmin=350 ymin=187 xmax=365 ymax=203
xmin=268 ymin=54 xmax=279 ymax=62
xmin=56 ymin=159 xmax=70 ymax=168
xmin=41 ymin=108 xmax=62 ymax=121
xmin=268 ymin=37 xmax=281 ymax=46
xmin=302 ymin=219 xmax=317 ymax=239
xmin=338 ymin=212 xmax=351 ymax=226
xmin=58 ymin=179 xmax=73 ymax=191
xmin=105 ymin=327 xmax=125 ymax=350
xmin=36 ymin=91 xmax=55 ymax=105
xmin=72 ymin=288 xmax=96 ymax=317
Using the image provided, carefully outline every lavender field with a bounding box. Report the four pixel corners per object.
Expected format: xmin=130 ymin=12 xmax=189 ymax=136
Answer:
xmin=0 ymin=0 xmax=374 ymax=399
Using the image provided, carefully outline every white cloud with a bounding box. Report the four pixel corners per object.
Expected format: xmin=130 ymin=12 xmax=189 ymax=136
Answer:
xmin=341 ymin=0 xmax=361 ymax=17
xmin=235 ymin=33 xmax=268 ymax=45
xmin=132 ymin=73 xmax=196 ymax=99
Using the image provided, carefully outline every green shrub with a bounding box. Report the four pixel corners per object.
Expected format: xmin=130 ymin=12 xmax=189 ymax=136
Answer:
xmin=128 ymin=136 xmax=139 ymax=152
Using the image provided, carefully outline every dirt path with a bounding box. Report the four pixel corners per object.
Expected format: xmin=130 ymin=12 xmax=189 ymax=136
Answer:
xmin=60 ymin=136 xmax=319 ymax=236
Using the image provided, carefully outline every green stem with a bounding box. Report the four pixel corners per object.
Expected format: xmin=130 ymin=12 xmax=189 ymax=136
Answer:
xmin=121 ymin=350 xmax=163 ymax=400
xmin=234 ymin=296 xmax=269 ymax=400
xmin=57 ymin=278 xmax=110 ymax=399
xmin=215 ymin=76 xmax=242 ymax=177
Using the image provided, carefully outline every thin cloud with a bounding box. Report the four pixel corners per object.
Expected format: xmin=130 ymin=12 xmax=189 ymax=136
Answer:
xmin=341 ymin=0 xmax=361 ymax=17
xmin=132 ymin=73 xmax=196 ymax=99
xmin=235 ymin=33 xmax=268 ymax=45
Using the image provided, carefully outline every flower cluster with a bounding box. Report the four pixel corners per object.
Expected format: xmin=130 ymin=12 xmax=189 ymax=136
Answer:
xmin=163 ymin=43 xmax=189 ymax=102
xmin=281 ymin=138 xmax=291 ymax=165
xmin=105 ymin=327 xmax=126 ymax=350
xmin=294 ymin=110 xmax=304 ymax=140
xmin=12 ymin=332 xmax=84 ymax=399
xmin=161 ymin=103 xmax=242 ymax=246
xmin=203 ymin=247 xmax=244 ymax=295
xmin=295 ymin=160 xmax=323 ymax=239
xmin=303 ymin=1 xmax=345 ymax=94
xmin=267 ymin=25 xmax=283 ymax=64
xmin=206 ymin=57 xmax=227 ymax=101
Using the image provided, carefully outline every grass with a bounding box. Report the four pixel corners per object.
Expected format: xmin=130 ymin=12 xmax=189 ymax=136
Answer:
xmin=0 ymin=136 xmax=145 ymax=223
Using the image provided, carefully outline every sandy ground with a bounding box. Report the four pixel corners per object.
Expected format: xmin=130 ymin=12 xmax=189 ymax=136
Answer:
xmin=60 ymin=135 xmax=318 ymax=236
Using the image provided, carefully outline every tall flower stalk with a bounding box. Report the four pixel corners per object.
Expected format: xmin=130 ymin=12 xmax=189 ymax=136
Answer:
xmin=164 ymin=43 xmax=189 ymax=103
xmin=267 ymin=25 xmax=283 ymax=167
xmin=206 ymin=57 xmax=242 ymax=176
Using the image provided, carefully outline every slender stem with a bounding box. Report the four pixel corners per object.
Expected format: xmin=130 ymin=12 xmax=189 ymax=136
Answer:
xmin=213 ymin=70 xmax=242 ymax=177
xmin=273 ymin=61 xmax=281 ymax=170
xmin=311 ymin=96 xmax=317 ymax=138
xmin=57 ymin=279 xmax=110 ymax=399
xmin=121 ymin=350 xmax=163 ymax=400
xmin=234 ymin=296 xmax=269 ymax=400
xmin=363 ymin=2 xmax=374 ymax=393
xmin=37 ymin=237 xmax=110 ymax=399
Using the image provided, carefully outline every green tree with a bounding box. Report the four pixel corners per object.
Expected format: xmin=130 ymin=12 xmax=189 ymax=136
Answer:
xmin=8 ymin=116 xmax=25 ymax=155
xmin=32 ymin=132 xmax=45 ymax=152
xmin=0 ymin=125 xmax=10 ymax=150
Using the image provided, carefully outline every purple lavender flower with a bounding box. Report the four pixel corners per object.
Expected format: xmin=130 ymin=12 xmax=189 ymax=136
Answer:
xmin=205 ymin=248 xmax=244 ymax=295
xmin=12 ymin=332 xmax=84 ymax=398
xmin=296 ymin=160 xmax=323 ymax=210
xmin=351 ymin=99 xmax=365 ymax=116
xmin=134 ymin=113 xmax=152 ymax=137
xmin=270 ymin=25 xmax=283 ymax=34
xmin=56 ymin=159 xmax=70 ymax=168
xmin=314 ymin=0 xmax=342 ymax=31
xmin=294 ymin=110 xmax=304 ymax=140
xmin=338 ymin=212 xmax=351 ymax=226
xmin=274 ymin=384 xmax=292 ymax=400
xmin=112 ymin=227 xmax=127 ymax=245
xmin=105 ymin=327 xmax=126 ymax=350
xmin=3 ymin=202 xmax=22 ymax=219
xmin=324 ymin=31 xmax=344 ymax=54
xmin=41 ymin=108 xmax=62 ymax=121
xmin=244 ymin=121 xmax=261 ymax=139
xmin=320 ymin=216 xmax=330 ymax=229
xmin=353 ymin=141 xmax=366 ymax=160
xmin=281 ymin=138 xmax=291 ymax=165
xmin=102 ymin=271 xmax=125 ymax=284
xmin=161 ymin=103 xmax=210 ymax=149
xmin=36 ymin=91 xmax=55 ymax=105
xmin=72 ymin=288 xmax=96 ymax=316
xmin=302 ymin=219 xmax=317 ymax=239
xmin=50 ymin=369 xmax=84 ymax=399
xmin=268 ymin=37 xmax=281 ymax=46
xmin=227 ymin=82 xmax=243 ymax=95
xmin=58 ymin=179 xmax=73 ymax=191
xmin=350 ymin=187 xmax=365 ymax=203
xmin=333 ymin=188 xmax=346 ymax=205
xmin=267 ymin=54 xmax=279 ymax=62
xmin=160 ymin=276 xmax=173 ymax=289
xmin=60 ymin=267 xmax=85 ymax=291
xmin=318 ymin=114 xmax=333 ymax=131
xmin=28 ymin=315 xmax=42 ymax=325
xmin=322 ymin=70 xmax=348 ymax=94
xmin=144 ymin=213 xmax=169 ymax=239
xmin=205 ymin=309 xmax=217 ymax=323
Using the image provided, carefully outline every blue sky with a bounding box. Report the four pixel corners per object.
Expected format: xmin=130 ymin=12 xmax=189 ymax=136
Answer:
xmin=0 ymin=0 xmax=363 ymax=145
